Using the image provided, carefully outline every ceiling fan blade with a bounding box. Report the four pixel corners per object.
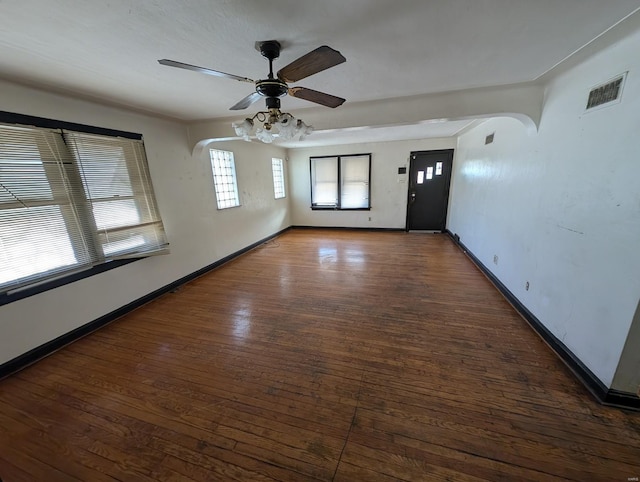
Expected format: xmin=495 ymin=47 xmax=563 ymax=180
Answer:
xmin=158 ymin=59 xmax=254 ymax=84
xmin=277 ymin=46 xmax=346 ymax=83
xmin=230 ymin=92 xmax=262 ymax=110
xmin=289 ymin=87 xmax=345 ymax=108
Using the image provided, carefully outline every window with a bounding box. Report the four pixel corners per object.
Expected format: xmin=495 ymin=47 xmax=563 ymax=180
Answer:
xmin=210 ymin=149 xmax=240 ymax=209
xmin=271 ymin=158 xmax=286 ymax=199
xmin=310 ymin=157 xmax=338 ymax=207
xmin=0 ymin=113 xmax=168 ymax=301
xmin=310 ymin=154 xmax=371 ymax=210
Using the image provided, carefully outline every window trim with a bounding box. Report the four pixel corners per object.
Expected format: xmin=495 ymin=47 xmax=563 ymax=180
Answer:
xmin=0 ymin=111 xmax=162 ymax=306
xmin=0 ymin=258 xmax=138 ymax=306
xmin=0 ymin=111 xmax=141 ymax=140
xmin=309 ymin=153 xmax=372 ymax=210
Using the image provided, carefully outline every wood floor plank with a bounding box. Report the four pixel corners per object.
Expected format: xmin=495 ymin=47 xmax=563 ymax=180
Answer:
xmin=345 ymin=426 xmax=571 ymax=482
xmin=1 ymin=229 xmax=639 ymax=481
xmin=339 ymin=439 xmax=496 ymax=482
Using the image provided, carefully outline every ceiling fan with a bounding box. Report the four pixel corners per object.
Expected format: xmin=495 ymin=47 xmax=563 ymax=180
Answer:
xmin=158 ymin=40 xmax=346 ymax=112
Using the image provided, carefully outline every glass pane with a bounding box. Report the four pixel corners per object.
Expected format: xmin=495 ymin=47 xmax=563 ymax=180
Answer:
xmin=436 ymin=162 xmax=443 ymax=175
xmin=92 ymin=199 xmax=140 ymax=230
xmin=341 ymin=182 xmax=369 ymax=209
xmin=340 ymin=155 xmax=369 ymax=209
xmin=99 ymin=222 xmax=165 ymax=257
xmin=0 ymin=205 xmax=77 ymax=286
xmin=272 ymin=158 xmax=285 ymax=199
xmin=68 ymin=132 xmax=168 ymax=259
xmin=102 ymin=234 xmax=145 ymax=256
xmin=74 ymin=144 xmax=133 ymax=199
xmin=311 ymin=157 xmax=338 ymax=206
xmin=0 ymin=131 xmax=54 ymax=204
xmin=0 ymin=160 xmax=54 ymax=204
xmin=341 ymin=156 xmax=368 ymax=182
xmin=417 ymin=171 xmax=424 ymax=184
xmin=426 ymin=167 xmax=434 ymax=180
xmin=210 ymin=149 xmax=240 ymax=209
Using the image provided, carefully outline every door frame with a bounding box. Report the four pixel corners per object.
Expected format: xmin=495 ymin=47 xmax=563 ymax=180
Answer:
xmin=405 ymin=149 xmax=454 ymax=232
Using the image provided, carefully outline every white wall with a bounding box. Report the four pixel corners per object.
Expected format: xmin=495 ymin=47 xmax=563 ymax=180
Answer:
xmin=0 ymin=80 xmax=288 ymax=365
xmin=288 ymin=138 xmax=455 ymax=228
xmin=447 ymin=28 xmax=640 ymax=388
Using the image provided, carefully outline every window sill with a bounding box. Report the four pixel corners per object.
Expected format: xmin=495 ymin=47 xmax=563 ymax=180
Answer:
xmin=0 ymin=258 xmax=141 ymax=306
xmin=310 ymin=206 xmax=371 ymax=211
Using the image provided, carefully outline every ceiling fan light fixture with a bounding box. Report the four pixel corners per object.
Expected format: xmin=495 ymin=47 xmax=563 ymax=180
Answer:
xmin=233 ymin=106 xmax=313 ymax=143
xmin=160 ymin=41 xmax=344 ymax=143
xmin=159 ymin=41 xmax=345 ymax=140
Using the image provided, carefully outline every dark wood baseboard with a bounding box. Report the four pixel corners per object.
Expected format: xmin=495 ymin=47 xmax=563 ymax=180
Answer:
xmin=292 ymin=225 xmax=405 ymax=232
xmin=446 ymin=230 xmax=640 ymax=412
xmin=0 ymin=227 xmax=291 ymax=380
xmin=604 ymin=389 xmax=640 ymax=410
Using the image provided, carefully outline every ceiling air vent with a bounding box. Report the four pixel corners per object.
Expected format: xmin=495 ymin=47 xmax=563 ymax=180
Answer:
xmin=586 ymin=73 xmax=626 ymax=110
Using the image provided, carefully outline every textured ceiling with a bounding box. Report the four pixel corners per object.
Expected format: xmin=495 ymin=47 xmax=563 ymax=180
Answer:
xmin=1 ymin=1 xmax=639 ymax=122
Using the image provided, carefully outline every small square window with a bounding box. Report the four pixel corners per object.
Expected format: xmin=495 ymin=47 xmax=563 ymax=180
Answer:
xmin=210 ymin=149 xmax=240 ymax=209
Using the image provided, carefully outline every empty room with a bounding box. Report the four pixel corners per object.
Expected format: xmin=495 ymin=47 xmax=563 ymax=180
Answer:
xmin=1 ymin=1 xmax=639 ymax=480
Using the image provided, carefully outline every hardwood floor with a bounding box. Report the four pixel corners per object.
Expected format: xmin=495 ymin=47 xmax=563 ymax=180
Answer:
xmin=1 ymin=229 xmax=639 ymax=481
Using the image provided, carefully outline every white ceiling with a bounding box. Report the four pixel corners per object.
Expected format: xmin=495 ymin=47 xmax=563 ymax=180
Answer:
xmin=1 ymin=1 xmax=639 ymax=146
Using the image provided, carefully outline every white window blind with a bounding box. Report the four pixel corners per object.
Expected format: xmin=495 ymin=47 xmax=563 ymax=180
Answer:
xmin=340 ymin=155 xmax=370 ymax=209
xmin=67 ymin=132 xmax=167 ymax=257
xmin=0 ymin=123 xmax=168 ymax=294
xmin=311 ymin=157 xmax=338 ymax=207
xmin=310 ymin=154 xmax=371 ymax=209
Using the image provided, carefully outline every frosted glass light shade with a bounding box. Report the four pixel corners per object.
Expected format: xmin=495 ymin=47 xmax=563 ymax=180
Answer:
xmin=296 ymin=120 xmax=314 ymax=140
xmin=277 ymin=113 xmax=297 ymax=140
xmin=232 ymin=118 xmax=253 ymax=140
xmin=256 ymin=127 xmax=274 ymax=143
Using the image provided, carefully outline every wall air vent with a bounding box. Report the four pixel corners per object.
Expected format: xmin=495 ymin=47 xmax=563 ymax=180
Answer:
xmin=586 ymin=73 xmax=626 ymax=111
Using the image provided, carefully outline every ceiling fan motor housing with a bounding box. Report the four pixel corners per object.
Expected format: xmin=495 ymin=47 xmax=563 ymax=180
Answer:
xmin=259 ymin=40 xmax=281 ymax=61
xmin=256 ymin=79 xmax=288 ymax=98
xmin=256 ymin=40 xmax=288 ymax=98
xmin=265 ymin=97 xmax=281 ymax=110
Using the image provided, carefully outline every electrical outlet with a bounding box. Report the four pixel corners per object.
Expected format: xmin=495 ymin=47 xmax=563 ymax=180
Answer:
xmin=493 ymin=255 xmax=498 ymax=265
xmin=525 ymin=281 xmax=530 ymax=291
xmin=368 ymin=217 xmax=372 ymax=221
